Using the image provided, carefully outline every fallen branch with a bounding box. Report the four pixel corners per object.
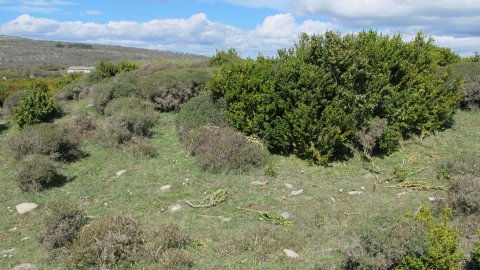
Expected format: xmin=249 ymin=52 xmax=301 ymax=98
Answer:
xmin=238 ymin=207 xmax=293 ymax=227
xmin=185 ymin=188 xmax=228 ymax=208
xmin=386 ymin=180 xmax=445 ymax=191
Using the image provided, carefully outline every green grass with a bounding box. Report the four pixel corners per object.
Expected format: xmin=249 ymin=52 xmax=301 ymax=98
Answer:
xmin=0 ymin=98 xmax=479 ymax=269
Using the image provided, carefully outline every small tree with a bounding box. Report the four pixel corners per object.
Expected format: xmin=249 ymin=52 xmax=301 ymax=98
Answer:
xmin=96 ymin=60 xmax=119 ymax=79
xmin=14 ymin=83 xmax=58 ymax=128
xmin=118 ymin=61 xmax=139 ymax=73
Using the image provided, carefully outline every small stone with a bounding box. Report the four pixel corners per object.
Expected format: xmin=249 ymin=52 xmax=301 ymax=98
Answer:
xmin=285 ymin=183 xmax=294 ymax=189
xmin=339 ymin=189 xmax=343 ymax=193
xmin=290 ymin=189 xmax=304 ymax=196
xmin=251 ymin=180 xmax=268 ymax=186
xmin=397 ymin=191 xmax=408 ymax=196
xmin=11 ymin=263 xmax=34 ymax=270
xmin=160 ymin=185 xmax=172 ymax=191
xmin=283 ymin=249 xmax=299 ymax=259
xmin=15 ymin=203 xmax=38 ymax=214
xmin=116 ymin=170 xmax=127 ymax=176
xmin=220 ymin=216 xmax=231 ymax=222
xmin=300 ymin=170 xmax=305 ymax=174
xmin=280 ymin=212 xmax=291 ymax=219
xmin=1 ymin=248 xmax=15 ymax=255
xmin=330 ymin=197 xmax=336 ymax=202
xmin=428 ymin=197 xmax=436 ymax=202
xmin=86 ymin=104 xmax=94 ymax=108
xmin=9 ymin=227 xmax=18 ymax=232
xmin=348 ymin=191 xmax=363 ymax=195
xmin=169 ymin=204 xmax=182 ymax=213
xmin=21 ymin=237 xmax=30 ymax=242
xmin=361 ymin=186 xmax=365 ymax=190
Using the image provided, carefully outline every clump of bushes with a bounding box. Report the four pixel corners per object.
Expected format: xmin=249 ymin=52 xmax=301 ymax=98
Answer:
xmin=9 ymin=123 xmax=82 ymax=161
xmin=210 ymin=31 xmax=461 ymax=163
xmin=11 ymin=154 xmax=65 ymax=192
xmin=14 ymin=83 xmax=59 ymax=128
xmin=118 ymin=61 xmax=139 ymax=73
xmin=65 ymin=111 xmax=96 ymax=137
xmin=104 ymin=97 xmax=153 ymax=116
xmin=189 ymin=126 xmax=269 ymax=172
xmin=103 ymin=109 xmax=156 ymax=145
xmin=2 ymin=89 xmax=27 ymax=115
xmin=92 ymin=81 xmax=140 ymax=113
xmin=175 ymin=91 xmax=229 ymax=143
xmin=153 ymin=249 xmax=194 ymax=270
xmin=126 ymin=138 xmax=158 ymax=158
xmin=87 ymin=60 xmax=119 ymax=82
xmin=38 ymin=200 xmax=89 ymax=257
xmin=139 ymin=68 xmax=211 ymax=112
xmin=447 ymin=176 xmax=480 ymax=216
xmin=55 ymin=82 xmax=92 ymax=101
xmin=70 ymin=214 xmax=144 ymax=269
xmin=345 ymin=206 xmax=463 ymax=270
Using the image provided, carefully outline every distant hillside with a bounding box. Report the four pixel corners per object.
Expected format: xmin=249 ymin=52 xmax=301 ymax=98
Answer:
xmin=0 ymin=35 xmax=204 ymax=68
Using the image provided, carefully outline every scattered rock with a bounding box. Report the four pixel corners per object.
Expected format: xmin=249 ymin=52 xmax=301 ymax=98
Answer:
xmin=21 ymin=237 xmax=30 ymax=242
xmin=86 ymin=104 xmax=94 ymax=108
xmin=290 ymin=189 xmax=304 ymax=196
xmin=397 ymin=191 xmax=408 ymax=196
xmin=339 ymin=189 xmax=343 ymax=193
xmin=168 ymin=204 xmax=182 ymax=213
xmin=1 ymin=248 xmax=15 ymax=256
xmin=283 ymin=249 xmax=300 ymax=258
xmin=348 ymin=191 xmax=363 ymax=195
xmin=8 ymin=227 xmax=18 ymax=232
xmin=160 ymin=185 xmax=172 ymax=191
xmin=285 ymin=183 xmax=294 ymax=189
xmin=116 ymin=170 xmax=127 ymax=176
xmin=330 ymin=197 xmax=336 ymax=202
xmin=251 ymin=180 xmax=268 ymax=186
xmin=11 ymin=263 xmax=34 ymax=270
xmin=15 ymin=203 xmax=38 ymax=214
xmin=428 ymin=197 xmax=436 ymax=202
xmin=220 ymin=216 xmax=232 ymax=222
xmin=280 ymin=212 xmax=291 ymax=219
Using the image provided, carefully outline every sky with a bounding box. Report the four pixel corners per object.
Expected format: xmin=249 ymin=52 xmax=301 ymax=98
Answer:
xmin=0 ymin=0 xmax=479 ymax=57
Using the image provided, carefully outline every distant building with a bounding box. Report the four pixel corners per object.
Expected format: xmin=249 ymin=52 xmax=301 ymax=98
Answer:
xmin=67 ymin=66 xmax=95 ymax=74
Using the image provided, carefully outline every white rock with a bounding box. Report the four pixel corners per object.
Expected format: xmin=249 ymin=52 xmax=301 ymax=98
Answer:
xmin=11 ymin=263 xmax=34 ymax=270
xmin=160 ymin=185 xmax=172 ymax=191
xmin=290 ymin=189 xmax=304 ymax=196
xmin=330 ymin=197 xmax=336 ymax=202
xmin=168 ymin=204 xmax=182 ymax=213
xmin=251 ymin=180 xmax=268 ymax=186
xmin=116 ymin=170 xmax=127 ymax=176
xmin=285 ymin=184 xmax=294 ymax=189
xmin=283 ymin=249 xmax=300 ymax=259
xmin=339 ymin=189 xmax=343 ymax=193
xmin=397 ymin=192 xmax=408 ymax=196
xmin=428 ymin=197 xmax=436 ymax=202
xmin=220 ymin=216 xmax=232 ymax=222
xmin=15 ymin=203 xmax=38 ymax=214
xmin=348 ymin=191 xmax=363 ymax=195
xmin=21 ymin=237 xmax=30 ymax=242
xmin=281 ymin=212 xmax=291 ymax=219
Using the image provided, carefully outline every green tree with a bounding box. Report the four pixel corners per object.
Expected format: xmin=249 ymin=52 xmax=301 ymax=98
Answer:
xmin=14 ymin=82 xmax=58 ymax=128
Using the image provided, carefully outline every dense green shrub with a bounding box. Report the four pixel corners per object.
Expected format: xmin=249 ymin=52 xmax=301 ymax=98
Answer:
xmin=139 ymin=68 xmax=211 ymax=111
xmin=472 ymin=230 xmax=480 ymax=268
xmin=14 ymin=83 xmax=59 ymax=128
xmin=3 ymin=89 xmax=27 ymax=115
xmin=70 ymin=214 xmax=144 ymax=269
xmin=38 ymin=200 xmax=88 ymax=256
xmin=210 ymin=31 xmax=461 ymax=163
xmin=189 ymin=126 xmax=269 ymax=171
xmin=210 ymin=48 xmax=241 ymax=66
xmin=11 ymin=154 xmax=65 ymax=192
xmin=92 ymin=81 xmax=140 ymax=113
xmin=96 ymin=60 xmax=119 ymax=79
xmin=447 ymin=176 xmax=480 ymax=216
xmin=103 ymin=108 xmax=157 ymax=145
xmin=118 ymin=61 xmax=139 ymax=73
xmin=175 ymin=91 xmax=229 ymax=142
xmin=9 ymin=123 xmax=81 ymax=161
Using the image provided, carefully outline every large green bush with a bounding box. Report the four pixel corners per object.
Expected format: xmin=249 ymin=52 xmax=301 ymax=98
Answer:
xmin=14 ymin=83 xmax=59 ymax=128
xmin=92 ymin=81 xmax=140 ymax=113
xmin=210 ymin=31 xmax=461 ymax=163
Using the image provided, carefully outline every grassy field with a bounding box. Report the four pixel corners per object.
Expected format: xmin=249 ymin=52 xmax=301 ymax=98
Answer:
xmin=0 ymin=88 xmax=479 ymax=269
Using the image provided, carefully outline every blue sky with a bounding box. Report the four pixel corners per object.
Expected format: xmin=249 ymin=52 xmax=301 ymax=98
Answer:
xmin=0 ymin=0 xmax=479 ymax=56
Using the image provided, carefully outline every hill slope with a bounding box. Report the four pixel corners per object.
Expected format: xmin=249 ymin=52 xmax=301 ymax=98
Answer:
xmin=0 ymin=35 xmax=203 ymax=68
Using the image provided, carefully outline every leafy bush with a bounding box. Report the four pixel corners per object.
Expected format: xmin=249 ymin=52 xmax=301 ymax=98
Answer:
xmin=92 ymin=81 xmax=140 ymax=113
xmin=38 ymin=200 xmax=88 ymax=256
xmin=345 ymin=220 xmax=428 ymax=270
xmin=175 ymin=91 xmax=229 ymax=143
xmin=55 ymin=82 xmax=91 ymax=101
xmin=118 ymin=61 xmax=139 ymax=73
xmin=139 ymin=68 xmax=211 ymax=111
xmin=103 ymin=108 xmax=157 ymax=145
xmin=210 ymin=48 xmax=241 ymax=66
xmin=70 ymin=214 xmax=144 ymax=269
xmin=65 ymin=111 xmax=96 ymax=137
xmin=447 ymin=176 xmax=480 ymax=216
xmin=9 ymin=123 xmax=82 ymax=161
xmin=96 ymin=60 xmax=119 ymax=79
xmin=189 ymin=126 xmax=269 ymax=171
xmin=11 ymin=154 xmax=65 ymax=192
xmin=14 ymin=83 xmax=59 ymax=128
xmin=104 ymin=97 xmax=153 ymax=116
xmin=3 ymin=89 xmax=27 ymax=115
xmin=471 ymin=230 xmax=480 ymax=268
xmin=210 ymin=31 xmax=461 ymax=163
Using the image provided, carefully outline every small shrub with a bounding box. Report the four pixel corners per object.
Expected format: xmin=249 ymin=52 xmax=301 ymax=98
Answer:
xmin=38 ymin=200 xmax=89 ymax=256
xmin=439 ymin=154 xmax=480 ymax=177
xmin=96 ymin=60 xmax=119 ymax=79
xmin=11 ymin=154 xmax=65 ymax=192
xmin=189 ymin=126 xmax=269 ymax=171
xmin=471 ymin=230 xmax=480 ymax=268
xmin=3 ymin=89 xmax=27 ymax=115
xmin=461 ymin=75 xmax=480 ymax=109
xmin=9 ymin=123 xmax=82 ymax=161
xmin=126 ymin=138 xmax=158 ymax=158
xmin=118 ymin=61 xmax=139 ymax=73
xmin=153 ymin=223 xmax=192 ymax=252
xmin=355 ymin=118 xmax=388 ymax=156
xmin=210 ymin=48 xmax=241 ymax=66
xmin=447 ymin=176 xmax=480 ymax=216
xmin=65 ymin=111 xmax=96 ymax=137
xmin=103 ymin=109 xmax=157 ymax=145
xmin=70 ymin=214 xmax=144 ymax=269
xmin=14 ymin=83 xmax=59 ymax=128
xmin=104 ymin=97 xmax=153 ymax=116
xmin=92 ymin=82 xmax=140 ymax=113
xmin=154 ymin=249 xmax=194 ymax=270
xmin=55 ymin=82 xmax=91 ymax=101
xmin=176 ymin=91 xmax=229 ymax=143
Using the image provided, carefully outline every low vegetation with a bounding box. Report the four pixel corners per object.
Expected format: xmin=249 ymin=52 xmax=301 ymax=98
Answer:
xmin=11 ymin=154 xmax=65 ymax=192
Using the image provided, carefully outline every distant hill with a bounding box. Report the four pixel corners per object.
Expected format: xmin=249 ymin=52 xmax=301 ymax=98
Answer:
xmin=0 ymin=35 xmax=204 ymax=68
